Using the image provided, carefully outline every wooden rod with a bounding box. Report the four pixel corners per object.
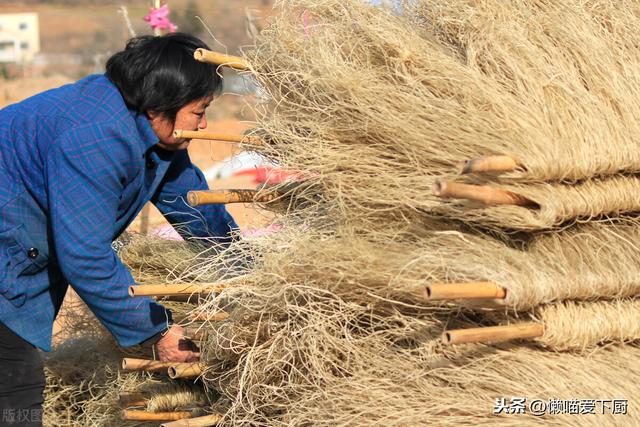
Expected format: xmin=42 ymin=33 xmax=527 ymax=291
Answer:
xmin=119 ymin=392 xmax=149 ymax=408
xmin=120 ymin=398 xmax=148 ymax=408
xmin=129 ymin=283 xmax=228 ymax=297
xmin=433 ymin=181 xmax=536 ymax=207
xmin=188 ymin=311 xmax=230 ymax=322
xmin=119 ymin=391 xmax=147 ymax=401
xmin=187 ymin=190 xmax=255 ymax=205
xmin=122 ymin=410 xmax=191 ymax=421
xmin=460 ymin=155 xmax=521 ymax=175
xmin=168 ymin=362 xmax=206 ymax=379
xmin=183 ymin=327 xmax=206 ymax=341
xmin=186 ymin=189 xmax=280 ymax=207
xmin=194 ymin=48 xmax=249 ymax=70
xmin=121 ymin=358 xmax=176 ymax=372
xmin=424 ymin=282 xmax=507 ymax=301
xmin=153 ymin=0 xmax=162 ymax=36
xmin=161 ymin=413 xmax=222 ymax=427
xmin=443 ymin=322 xmax=544 ymax=345
xmin=173 ymin=130 xmax=263 ymax=146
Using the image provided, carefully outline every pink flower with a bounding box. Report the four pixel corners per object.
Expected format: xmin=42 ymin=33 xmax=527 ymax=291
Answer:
xmin=144 ymin=4 xmax=178 ymax=33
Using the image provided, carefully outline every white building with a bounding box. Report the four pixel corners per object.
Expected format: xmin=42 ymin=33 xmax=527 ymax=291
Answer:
xmin=0 ymin=13 xmax=40 ymax=63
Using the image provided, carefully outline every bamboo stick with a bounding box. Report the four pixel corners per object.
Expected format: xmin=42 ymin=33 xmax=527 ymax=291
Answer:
xmin=168 ymin=362 xmax=206 ymax=379
xmin=183 ymin=327 xmax=206 ymax=341
xmin=424 ymin=282 xmax=507 ymax=301
xmin=121 ymin=358 xmax=176 ymax=372
xmin=153 ymin=0 xmax=162 ymax=36
xmin=460 ymin=155 xmax=521 ymax=175
xmin=161 ymin=413 xmax=222 ymax=427
xmin=443 ymin=323 xmax=544 ymax=345
xmin=186 ymin=189 xmax=280 ymax=206
xmin=122 ymin=410 xmax=191 ymax=421
xmin=120 ymin=398 xmax=148 ymax=408
xmin=129 ymin=283 xmax=228 ymax=298
xmin=187 ymin=190 xmax=255 ymax=205
xmin=173 ymin=130 xmax=263 ymax=146
xmin=433 ymin=181 xmax=536 ymax=207
xmin=188 ymin=311 xmax=230 ymax=322
xmin=119 ymin=391 xmax=149 ymax=408
xmin=193 ymin=48 xmax=249 ymax=70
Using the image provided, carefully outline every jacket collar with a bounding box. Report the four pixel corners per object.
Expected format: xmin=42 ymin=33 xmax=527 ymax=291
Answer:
xmin=100 ymin=73 xmax=159 ymax=150
xmin=134 ymin=111 xmax=160 ymax=150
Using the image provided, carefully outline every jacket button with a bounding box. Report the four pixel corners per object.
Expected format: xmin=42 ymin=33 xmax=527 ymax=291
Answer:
xmin=27 ymin=248 xmax=39 ymax=259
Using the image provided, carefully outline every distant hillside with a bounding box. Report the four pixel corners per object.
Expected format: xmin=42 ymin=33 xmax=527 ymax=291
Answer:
xmin=1 ymin=0 xmax=275 ymax=57
xmin=6 ymin=0 xmax=271 ymax=7
xmin=7 ymin=0 xmax=140 ymax=4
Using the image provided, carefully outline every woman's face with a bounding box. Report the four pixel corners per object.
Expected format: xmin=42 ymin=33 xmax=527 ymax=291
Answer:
xmin=148 ymin=96 xmax=213 ymax=151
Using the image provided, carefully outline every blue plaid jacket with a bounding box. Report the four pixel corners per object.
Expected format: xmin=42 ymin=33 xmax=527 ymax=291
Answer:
xmin=0 ymin=74 xmax=238 ymax=351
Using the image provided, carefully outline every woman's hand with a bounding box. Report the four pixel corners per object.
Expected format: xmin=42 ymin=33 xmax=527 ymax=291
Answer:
xmin=156 ymin=324 xmax=200 ymax=362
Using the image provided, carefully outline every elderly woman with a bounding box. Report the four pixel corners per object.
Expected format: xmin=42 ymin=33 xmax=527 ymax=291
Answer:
xmin=0 ymin=33 xmax=237 ymax=424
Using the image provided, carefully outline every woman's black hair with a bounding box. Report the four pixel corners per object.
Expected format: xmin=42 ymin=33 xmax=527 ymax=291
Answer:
xmin=106 ymin=33 xmax=221 ymax=122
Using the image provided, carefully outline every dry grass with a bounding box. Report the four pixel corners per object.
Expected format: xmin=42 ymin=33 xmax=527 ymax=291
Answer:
xmin=186 ymin=220 xmax=640 ymax=310
xmin=44 ymin=1 xmax=640 ymax=424
xmin=434 ymin=175 xmax=640 ymax=230
xmin=187 ymin=1 xmax=640 ymax=423
xmin=245 ymin=0 xmax=640 ymax=233
xmin=536 ymin=299 xmax=640 ymax=351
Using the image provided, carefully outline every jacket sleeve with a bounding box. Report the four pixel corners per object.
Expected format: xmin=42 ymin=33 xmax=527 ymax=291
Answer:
xmin=151 ymin=150 xmax=239 ymax=244
xmin=44 ymin=124 xmax=172 ymax=347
